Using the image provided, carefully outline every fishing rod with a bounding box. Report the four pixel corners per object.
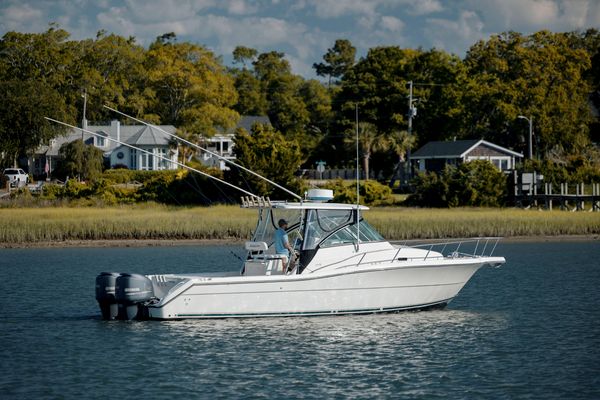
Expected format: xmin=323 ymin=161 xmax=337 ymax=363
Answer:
xmin=103 ymin=105 xmax=303 ymax=201
xmin=44 ymin=117 xmax=260 ymax=199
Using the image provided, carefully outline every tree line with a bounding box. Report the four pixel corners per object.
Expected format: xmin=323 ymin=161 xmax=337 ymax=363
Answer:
xmin=1 ymin=25 xmax=599 ymax=191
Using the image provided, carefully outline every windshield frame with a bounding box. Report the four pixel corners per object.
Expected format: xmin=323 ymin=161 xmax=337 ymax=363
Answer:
xmin=301 ymin=209 xmax=385 ymax=250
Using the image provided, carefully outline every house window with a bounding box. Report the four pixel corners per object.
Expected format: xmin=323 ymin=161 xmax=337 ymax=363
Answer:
xmin=501 ymin=159 xmax=509 ymax=170
xmin=156 ymin=148 xmax=169 ymax=170
xmin=96 ymin=136 xmax=105 ymax=147
xmin=140 ymin=151 xmax=154 ymax=170
xmin=130 ymin=150 xmax=137 ymax=169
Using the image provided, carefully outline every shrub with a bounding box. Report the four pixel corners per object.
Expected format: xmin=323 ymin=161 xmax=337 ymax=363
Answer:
xmin=407 ymin=160 xmax=507 ymax=207
xmin=321 ymin=179 xmax=394 ymax=206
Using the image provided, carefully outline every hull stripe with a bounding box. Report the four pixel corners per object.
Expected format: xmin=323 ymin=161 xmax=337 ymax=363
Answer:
xmin=158 ymin=298 xmax=452 ymax=319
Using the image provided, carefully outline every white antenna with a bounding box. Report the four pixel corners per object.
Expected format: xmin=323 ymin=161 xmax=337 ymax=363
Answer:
xmin=355 ymin=103 xmax=360 ymax=251
xmin=103 ymin=105 xmax=302 ymax=201
xmin=44 ymin=117 xmax=260 ymax=199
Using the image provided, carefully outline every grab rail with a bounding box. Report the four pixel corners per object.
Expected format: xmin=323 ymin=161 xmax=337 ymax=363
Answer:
xmin=310 ymin=237 xmax=502 ymax=273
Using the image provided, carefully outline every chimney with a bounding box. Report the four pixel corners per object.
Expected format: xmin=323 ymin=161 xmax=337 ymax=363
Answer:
xmin=82 ymin=118 xmax=88 ymax=131
xmin=111 ymin=120 xmax=121 ymax=143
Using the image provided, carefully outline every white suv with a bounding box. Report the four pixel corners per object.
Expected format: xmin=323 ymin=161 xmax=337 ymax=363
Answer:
xmin=3 ymin=168 xmax=29 ymax=188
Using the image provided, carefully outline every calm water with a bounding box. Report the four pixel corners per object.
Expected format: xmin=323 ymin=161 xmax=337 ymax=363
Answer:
xmin=0 ymin=241 xmax=599 ymax=399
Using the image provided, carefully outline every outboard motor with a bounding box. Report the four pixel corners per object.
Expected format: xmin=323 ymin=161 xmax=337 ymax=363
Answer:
xmin=115 ymin=273 xmax=154 ymax=320
xmin=95 ymin=272 xmax=120 ymax=320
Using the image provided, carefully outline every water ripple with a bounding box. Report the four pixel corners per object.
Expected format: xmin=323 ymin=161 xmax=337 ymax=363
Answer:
xmin=1 ymin=242 xmax=599 ymax=399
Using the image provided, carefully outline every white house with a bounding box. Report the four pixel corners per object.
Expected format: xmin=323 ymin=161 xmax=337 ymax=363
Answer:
xmin=411 ymin=139 xmax=523 ymax=173
xmin=32 ymin=120 xmax=178 ymax=177
xmin=199 ymin=115 xmax=271 ymax=170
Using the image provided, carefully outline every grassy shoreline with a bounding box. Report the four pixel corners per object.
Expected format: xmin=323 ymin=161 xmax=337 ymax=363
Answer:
xmin=1 ymin=205 xmax=599 ymax=247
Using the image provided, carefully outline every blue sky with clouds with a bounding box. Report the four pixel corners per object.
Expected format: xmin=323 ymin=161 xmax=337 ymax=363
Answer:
xmin=1 ymin=0 xmax=599 ymax=78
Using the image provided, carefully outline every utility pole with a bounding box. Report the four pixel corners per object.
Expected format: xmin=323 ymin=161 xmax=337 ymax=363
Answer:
xmin=518 ymin=115 xmax=533 ymax=159
xmin=406 ymin=81 xmax=417 ymax=182
xmin=82 ymin=88 xmax=88 ymax=141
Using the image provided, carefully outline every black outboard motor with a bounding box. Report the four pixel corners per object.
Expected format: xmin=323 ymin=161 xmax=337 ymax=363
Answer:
xmin=95 ymin=272 xmax=120 ymax=320
xmin=115 ymin=273 xmax=154 ymax=320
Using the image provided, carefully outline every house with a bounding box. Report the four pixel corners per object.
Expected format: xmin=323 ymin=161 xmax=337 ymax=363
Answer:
xmin=199 ymin=115 xmax=271 ymax=170
xmin=411 ymin=139 xmax=523 ymax=173
xmin=32 ymin=120 xmax=178 ymax=177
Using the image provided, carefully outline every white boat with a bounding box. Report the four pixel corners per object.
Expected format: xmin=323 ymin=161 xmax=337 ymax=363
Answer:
xmin=45 ymin=109 xmax=505 ymax=320
xmin=95 ymin=190 xmax=505 ymax=320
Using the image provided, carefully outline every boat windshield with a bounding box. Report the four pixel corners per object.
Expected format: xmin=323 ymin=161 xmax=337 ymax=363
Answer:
xmin=251 ymin=208 xmax=303 ymax=249
xmin=303 ymin=209 xmax=384 ymax=250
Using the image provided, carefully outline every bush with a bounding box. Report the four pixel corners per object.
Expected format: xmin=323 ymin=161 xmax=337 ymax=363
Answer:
xmin=404 ymin=172 xmax=449 ymax=207
xmin=522 ymin=148 xmax=600 ymax=185
xmin=321 ymin=179 xmax=394 ymax=206
xmin=101 ymin=169 xmax=179 ymax=184
xmin=407 ymin=160 xmax=507 ymax=207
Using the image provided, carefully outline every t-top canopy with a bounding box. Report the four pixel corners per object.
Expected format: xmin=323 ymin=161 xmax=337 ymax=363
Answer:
xmin=240 ymin=196 xmax=369 ymax=211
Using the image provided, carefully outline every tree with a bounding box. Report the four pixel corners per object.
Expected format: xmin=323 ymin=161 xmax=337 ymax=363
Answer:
xmin=0 ymin=79 xmax=71 ymax=166
xmin=463 ymin=31 xmax=593 ymax=155
xmin=252 ymin=51 xmax=312 ymax=142
xmin=407 ymin=160 xmax=507 ymax=207
xmin=232 ymin=68 xmax=268 ymax=115
xmin=233 ymin=46 xmax=258 ymax=68
xmin=387 ymin=129 xmax=416 ymax=187
xmin=227 ymin=123 xmax=303 ymax=199
xmin=57 ymin=139 xmax=104 ymax=181
xmin=0 ymin=27 xmax=75 ymax=165
xmin=145 ymin=37 xmax=239 ymax=137
xmin=313 ymin=39 xmax=356 ymax=86
xmin=336 ymin=47 xmax=467 ymax=147
xmin=67 ymin=31 xmax=149 ymax=122
xmin=345 ymin=122 xmax=388 ymax=180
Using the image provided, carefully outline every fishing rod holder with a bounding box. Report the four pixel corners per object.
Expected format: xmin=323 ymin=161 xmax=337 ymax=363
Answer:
xmin=241 ymin=196 xmax=272 ymax=208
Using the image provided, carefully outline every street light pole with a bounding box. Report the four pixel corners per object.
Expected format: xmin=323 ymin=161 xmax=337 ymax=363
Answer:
xmin=518 ymin=115 xmax=533 ymax=159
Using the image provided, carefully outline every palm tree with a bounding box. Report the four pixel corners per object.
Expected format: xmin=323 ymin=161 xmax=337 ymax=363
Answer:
xmin=346 ymin=122 xmax=388 ymax=180
xmin=387 ymin=129 xmax=416 ymax=188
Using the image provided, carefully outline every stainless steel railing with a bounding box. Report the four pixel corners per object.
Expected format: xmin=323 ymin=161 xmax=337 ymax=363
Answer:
xmin=310 ymin=237 xmax=502 ymax=272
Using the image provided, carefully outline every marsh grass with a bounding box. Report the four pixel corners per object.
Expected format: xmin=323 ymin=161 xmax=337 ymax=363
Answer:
xmin=0 ymin=205 xmax=256 ymax=243
xmin=367 ymin=208 xmax=600 ymax=239
xmin=1 ymin=205 xmax=599 ymax=244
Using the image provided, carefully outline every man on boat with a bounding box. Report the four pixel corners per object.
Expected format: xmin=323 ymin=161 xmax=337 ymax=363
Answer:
xmin=275 ymin=219 xmax=295 ymax=273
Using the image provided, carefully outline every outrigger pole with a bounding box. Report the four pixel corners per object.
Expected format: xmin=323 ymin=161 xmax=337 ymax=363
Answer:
xmin=103 ymin=105 xmax=303 ymax=201
xmin=44 ymin=117 xmax=260 ymax=199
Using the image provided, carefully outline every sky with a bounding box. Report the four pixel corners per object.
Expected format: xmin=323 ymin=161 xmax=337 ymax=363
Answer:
xmin=1 ymin=0 xmax=599 ymax=78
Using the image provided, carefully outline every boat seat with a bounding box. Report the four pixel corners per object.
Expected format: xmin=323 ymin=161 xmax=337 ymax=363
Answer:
xmin=245 ymin=241 xmax=268 ymax=252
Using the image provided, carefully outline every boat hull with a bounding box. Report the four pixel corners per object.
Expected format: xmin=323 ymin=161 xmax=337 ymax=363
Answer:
xmin=147 ymin=258 xmax=498 ymax=319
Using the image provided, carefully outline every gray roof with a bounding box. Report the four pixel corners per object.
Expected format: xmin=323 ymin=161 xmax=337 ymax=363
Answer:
xmin=38 ymin=116 xmax=269 ymax=156
xmin=37 ymin=121 xmax=176 ymax=156
xmin=412 ymin=139 xmax=523 ymax=158
xmin=125 ymin=126 xmax=174 ymax=146
xmin=225 ymin=115 xmax=271 ymax=135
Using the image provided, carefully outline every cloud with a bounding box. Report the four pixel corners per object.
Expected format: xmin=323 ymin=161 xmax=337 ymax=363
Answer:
xmin=310 ymin=0 xmax=381 ymax=19
xmin=0 ymin=2 xmax=44 ymax=32
xmin=463 ymin=0 xmax=600 ymax=32
xmin=406 ymin=0 xmax=444 ymax=16
xmin=380 ymin=15 xmax=404 ymax=32
xmin=227 ymin=0 xmax=259 ymax=15
xmin=424 ymin=10 xmax=485 ymax=55
xmin=122 ymin=0 xmax=215 ymax=24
